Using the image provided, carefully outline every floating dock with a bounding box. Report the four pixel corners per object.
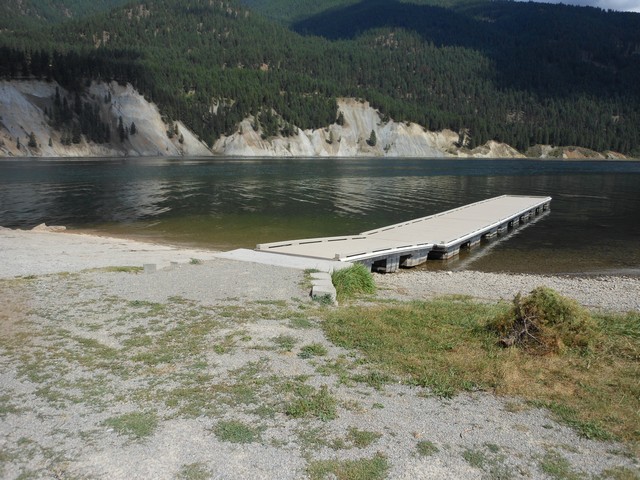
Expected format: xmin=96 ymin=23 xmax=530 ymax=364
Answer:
xmin=256 ymin=195 xmax=551 ymax=273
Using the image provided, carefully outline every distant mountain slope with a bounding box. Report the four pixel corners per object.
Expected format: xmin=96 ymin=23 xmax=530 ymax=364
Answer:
xmin=238 ymin=0 xmax=473 ymax=24
xmin=1 ymin=0 xmax=639 ymax=156
xmin=292 ymin=0 xmax=640 ymax=96
xmin=0 ymin=0 xmax=130 ymax=28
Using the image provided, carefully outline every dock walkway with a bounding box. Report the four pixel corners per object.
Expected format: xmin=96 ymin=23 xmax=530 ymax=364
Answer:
xmin=256 ymin=195 xmax=551 ymax=272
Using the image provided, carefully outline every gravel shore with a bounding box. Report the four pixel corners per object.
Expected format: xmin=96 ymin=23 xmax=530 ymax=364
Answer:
xmin=0 ymin=229 xmax=638 ymax=479
xmin=375 ymin=269 xmax=640 ymax=313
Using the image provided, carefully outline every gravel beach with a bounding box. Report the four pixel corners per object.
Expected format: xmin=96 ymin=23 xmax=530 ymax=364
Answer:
xmin=0 ymin=229 xmax=638 ymax=479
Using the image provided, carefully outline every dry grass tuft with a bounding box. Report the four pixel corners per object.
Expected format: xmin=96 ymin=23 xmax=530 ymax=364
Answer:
xmin=488 ymin=287 xmax=597 ymax=355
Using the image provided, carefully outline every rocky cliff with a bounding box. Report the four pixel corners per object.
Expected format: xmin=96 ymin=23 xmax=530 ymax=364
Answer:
xmin=0 ymin=80 xmax=211 ymax=157
xmin=211 ymin=98 xmax=463 ymax=157
xmin=0 ymin=80 xmax=626 ymax=159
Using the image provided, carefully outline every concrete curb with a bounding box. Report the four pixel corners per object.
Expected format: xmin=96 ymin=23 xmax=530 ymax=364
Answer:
xmin=310 ymin=272 xmax=338 ymax=305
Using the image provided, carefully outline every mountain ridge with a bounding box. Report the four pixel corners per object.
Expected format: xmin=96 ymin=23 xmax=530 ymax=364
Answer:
xmin=1 ymin=0 xmax=639 ymax=157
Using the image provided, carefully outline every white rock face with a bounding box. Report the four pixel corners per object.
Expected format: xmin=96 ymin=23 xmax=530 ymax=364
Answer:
xmin=212 ymin=99 xmax=461 ymax=157
xmin=0 ymin=80 xmax=212 ymax=157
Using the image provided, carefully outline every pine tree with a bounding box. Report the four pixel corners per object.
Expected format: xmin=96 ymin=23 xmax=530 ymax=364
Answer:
xmin=28 ymin=132 xmax=37 ymax=148
xmin=130 ymin=122 xmax=137 ymax=135
xmin=366 ymin=129 xmax=377 ymax=147
xmin=118 ymin=116 xmax=127 ymax=142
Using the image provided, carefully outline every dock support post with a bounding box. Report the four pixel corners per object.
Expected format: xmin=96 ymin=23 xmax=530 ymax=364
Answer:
xmin=483 ymin=228 xmax=498 ymax=239
xmin=401 ymin=248 xmax=431 ymax=267
xmin=468 ymin=235 xmax=482 ymax=248
xmin=429 ymin=247 xmax=460 ymax=260
xmin=382 ymin=254 xmax=400 ymax=273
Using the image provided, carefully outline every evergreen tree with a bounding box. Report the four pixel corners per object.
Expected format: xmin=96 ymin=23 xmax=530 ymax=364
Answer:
xmin=27 ymin=131 xmax=37 ymax=148
xmin=72 ymin=122 xmax=82 ymax=144
xmin=118 ymin=116 xmax=127 ymax=142
xmin=367 ymin=129 xmax=377 ymax=147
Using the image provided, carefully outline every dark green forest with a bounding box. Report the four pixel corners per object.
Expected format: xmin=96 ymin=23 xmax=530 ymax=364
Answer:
xmin=1 ymin=0 xmax=639 ymax=154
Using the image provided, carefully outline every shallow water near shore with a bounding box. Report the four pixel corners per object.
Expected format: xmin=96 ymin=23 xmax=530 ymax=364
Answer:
xmin=1 ymin=157 xmax=639 ymax=275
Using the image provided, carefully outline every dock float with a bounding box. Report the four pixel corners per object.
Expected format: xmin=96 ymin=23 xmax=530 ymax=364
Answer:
xmin=256 ymin=195 xmax=551 ymax=273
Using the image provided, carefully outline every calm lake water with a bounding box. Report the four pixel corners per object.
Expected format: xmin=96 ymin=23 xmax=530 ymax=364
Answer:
xmin=1 ymin=157 xmax=639 ymax=276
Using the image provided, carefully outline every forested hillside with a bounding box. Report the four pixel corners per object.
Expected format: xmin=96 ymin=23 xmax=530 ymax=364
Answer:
xmin=0 ymin=0 xmax=130 ymax=28
xmin=1 ymin=0 xmax=639 ymax=155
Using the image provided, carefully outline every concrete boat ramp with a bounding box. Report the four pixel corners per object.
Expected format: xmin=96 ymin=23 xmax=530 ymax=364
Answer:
xmin=247 ymin=195 xmax=551 ymax=273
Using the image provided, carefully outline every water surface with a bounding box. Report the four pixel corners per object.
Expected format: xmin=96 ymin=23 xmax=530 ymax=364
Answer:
xmin=1 ymin=157 xmax=639 ymax=275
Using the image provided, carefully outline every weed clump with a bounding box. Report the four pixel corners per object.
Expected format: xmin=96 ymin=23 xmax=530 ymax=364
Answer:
xmin=331 ymin=264 xmax=376 ymax=301
xmin=489 ymin=287 xmax=597 ymax=354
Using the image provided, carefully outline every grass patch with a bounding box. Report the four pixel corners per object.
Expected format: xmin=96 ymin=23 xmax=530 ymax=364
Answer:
xmin=272 ymin=334 xmax=297 ymax=352
xmin=352 ymin=370 xmax=392 ymax=391
xmin=307 ymin=453 xmax=389 ymax=480
xmin=0 ymin=394 xmax=21 ymax=417
xmin=463 ymin=446 xmax=512 ymax=479
xmin=302 ymin=268 xmax=321 ymax=291
xmin=529 ymin=401 xmax=612 ymax=441
xmin=331 ymin=264 xmax=376 ymax=301
xmin=600 ymin=467 xmax=640 ymax=480
xmin=346 ymin=427 xmax=382 ymax=448
xmin=416 ymin=440 xmax=439 ymax=457
xmin=321 ymin=297 xmax=640 ymax=449
xmin=299 ymin=343 xmax=328 ymax=359
xmin=214 ymin=420 xmax=264 ymax=444
xmin=285 ymin=384 xmax=338 ymax=421
xmin=102 ymin=266 xmax=143 ymax=273
xmin=289 ymin=316 xmax=315 ymax=329
xmin=539 ymin=450 xmax=582 ymax=480
xmin=103 ymin=411 xmax=158 ymax=439
xmin=177 ymin=463 xmax=211 ymax=480
xmin=462 ymin=447 xmax=489 ymax=468
xmin=313 ymin=294 xmax=335 ymax=306
xmin=323 ymin=297 xmax=504 ymax=397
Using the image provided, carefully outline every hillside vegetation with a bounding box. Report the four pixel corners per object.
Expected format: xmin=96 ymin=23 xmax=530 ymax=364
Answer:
xmin=1 ymin=0 xmax=639 ymax=155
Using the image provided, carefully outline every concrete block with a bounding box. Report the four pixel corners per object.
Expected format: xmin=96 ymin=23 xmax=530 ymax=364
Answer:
xmin=143 ymin=263 xmax=156 ymax=274
xmin=311 ymin=283 xmax=337 ymax=304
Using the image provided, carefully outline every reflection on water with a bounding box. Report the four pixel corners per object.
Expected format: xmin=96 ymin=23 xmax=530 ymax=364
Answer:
xmin=1 ymin=157 xmax=639 ymax=275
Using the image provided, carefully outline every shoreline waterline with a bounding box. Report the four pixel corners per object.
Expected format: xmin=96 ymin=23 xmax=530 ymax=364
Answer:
xmin=1 ymin=226 xmax=638 ymax=313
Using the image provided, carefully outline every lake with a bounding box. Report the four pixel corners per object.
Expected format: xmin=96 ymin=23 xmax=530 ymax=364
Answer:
xmin=1 ymin=157 xmax=639 ymax=276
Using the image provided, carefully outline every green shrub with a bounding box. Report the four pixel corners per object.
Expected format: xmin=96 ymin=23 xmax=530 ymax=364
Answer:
xmin=488 ymin=287 xmax=597 ymax=354
xmin=331 ymin=264 xmax=376 ymax=301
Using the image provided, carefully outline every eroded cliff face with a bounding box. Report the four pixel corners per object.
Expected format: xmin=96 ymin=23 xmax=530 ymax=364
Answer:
xmin=0 ymin=80 xmax=211 ymax=157
xmin=2 ymin=81 xmax=622 ymax=159
xmin=213 ymin=98 xmax=467 ymax=158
